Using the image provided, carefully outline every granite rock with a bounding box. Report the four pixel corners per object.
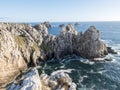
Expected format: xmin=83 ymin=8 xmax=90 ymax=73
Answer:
xmin=75 ymin=26 xmax=108 ymax=59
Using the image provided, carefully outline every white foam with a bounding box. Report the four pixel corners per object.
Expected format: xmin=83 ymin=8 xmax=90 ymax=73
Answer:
xmin=89 ymin=69 xmax=106 ymax=74
xmin=82 ymin=59 xmax=95 ymax=65
xmin=78 ymin=75 xmax=88 ymax=83
xmin=79 ymin=77 xmax=83 ymax=82
xmin=51 ymin=69 xmax=75 ymax=76
xmin=83 ymin=75 xmax=88 ymax=78
xmin=98 ymin=71 xmax=104 ymax=74
xmin=59 ymin=65 xmax=65 ymax=69
xmin=102 ymin=39 xmax=120 ymax=56
xmin=101 ymin=39 xmax=113 ymax=45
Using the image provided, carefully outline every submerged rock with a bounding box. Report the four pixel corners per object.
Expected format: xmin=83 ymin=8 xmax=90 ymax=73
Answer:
xmin=107 ymin=47 xmax=117 ymax=54
xmin=105 ymin=58 xmax=113 ymax=61
xmin=74 ymin=22 xmax=80 ymax=26
xmin=59 ymin=24 xmax=65 ymax=27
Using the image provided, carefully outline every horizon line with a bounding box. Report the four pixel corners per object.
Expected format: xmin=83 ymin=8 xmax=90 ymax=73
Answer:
xmin=0 ymin=20 xmax=120 ymax=23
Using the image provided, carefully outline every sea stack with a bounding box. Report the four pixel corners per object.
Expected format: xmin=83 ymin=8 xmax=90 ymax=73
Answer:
xmin=75 ymin=26 xmax=108 ymax=58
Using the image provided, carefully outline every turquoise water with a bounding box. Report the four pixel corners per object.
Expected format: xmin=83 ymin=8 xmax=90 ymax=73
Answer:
xmin=37 ymin=22 xmax=120 ymax=90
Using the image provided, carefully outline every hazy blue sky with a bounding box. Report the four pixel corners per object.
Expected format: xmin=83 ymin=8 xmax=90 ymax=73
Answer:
xmin=0 ymin=0 xmax=120 ymax=22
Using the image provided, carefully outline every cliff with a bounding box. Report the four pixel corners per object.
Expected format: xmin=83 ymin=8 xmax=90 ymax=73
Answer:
xmin=0 ymin=22 xmax=112 ymax=88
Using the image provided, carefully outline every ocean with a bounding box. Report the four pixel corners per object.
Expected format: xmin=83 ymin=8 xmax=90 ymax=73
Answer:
xmin=34 ymin=22 xmax=120 ymax=90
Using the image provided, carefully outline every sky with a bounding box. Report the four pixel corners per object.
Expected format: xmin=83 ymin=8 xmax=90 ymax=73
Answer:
xmin=0 ymin=0 xmax=120 ymax=22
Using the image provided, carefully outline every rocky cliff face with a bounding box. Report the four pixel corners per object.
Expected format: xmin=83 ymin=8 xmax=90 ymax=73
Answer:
xmin=0 ymin=28 xmax=27 ymax=87
xmin=0 ymin=23 xmax=45 ymax=87
xmin=41 ymin=24 xmax=108 ymax=59
xmin=74 ymin=26 xmax=108 ymax=58
xmin=0 ymin=22 xmax=110 ymax=88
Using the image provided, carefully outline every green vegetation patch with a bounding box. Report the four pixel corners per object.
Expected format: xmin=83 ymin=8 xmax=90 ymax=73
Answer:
xmin=31 ymin=43 xmax=40 ymax=51
xmin=14 ymin=35 xmax=26 ymax=50
xmin=40 ymin=42 xmax=51 ymax=52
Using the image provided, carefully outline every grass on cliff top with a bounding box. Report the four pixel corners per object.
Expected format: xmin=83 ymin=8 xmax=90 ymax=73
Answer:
xmin=14 ymin=35 xmax=39 ymax=52
xmin=14 ymin=35 xmax=26 ymax=50
xmin=40 ymin=42 xmax=51 ymax=52
xmin=31 ymin=43 xmax=40 ymax=51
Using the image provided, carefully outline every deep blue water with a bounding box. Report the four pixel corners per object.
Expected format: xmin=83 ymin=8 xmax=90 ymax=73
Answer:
xmin=36 ymin=22 xmax=120 ymax=90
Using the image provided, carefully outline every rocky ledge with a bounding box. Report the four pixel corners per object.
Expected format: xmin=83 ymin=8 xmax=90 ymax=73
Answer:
xmin=0 ymin=22 xmax=116 ymax=89
xmin=7 ymin=68 xmax=76 ymax=90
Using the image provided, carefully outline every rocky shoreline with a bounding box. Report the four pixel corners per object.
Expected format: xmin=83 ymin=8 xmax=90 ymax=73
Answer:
xmin=7 ymin=68 xmax=76 ymax=90
xmin=0 ymin=22 xmax=117 ymax=90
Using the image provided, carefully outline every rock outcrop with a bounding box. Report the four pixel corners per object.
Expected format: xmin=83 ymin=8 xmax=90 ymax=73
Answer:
xmin=40 ymin=70 xmax=76 ymax=90
xmin=107 ymin=47 xmax=117 ymax=54
xmin=0 ymin=23 xmax=46 ymax=87
xmin=34 ymin=23 xmax=48 ymax=37
xmin=75 ymin=26 xmax=108 ymax=58
xmin=0 ymin=22 xmax=111 ymax=88
xmin=41 ymin=24 xmax=108 ymax=59
xmin=54 ymin=24 xmax=77 ymax=58
xmin=0 ymin=28 xmax=27 ymax=87
xmin=43 ymin=21 xmax=51 ymax=29
xmin=7 ymin=68 xmax=42 ymax=90
xmin=7 ymin=68 xmax=76 ymax=90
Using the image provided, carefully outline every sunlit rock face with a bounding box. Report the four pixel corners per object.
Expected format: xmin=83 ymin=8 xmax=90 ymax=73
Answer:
xmin=0 ymin=28 xmax=27 ymax=87
xmin=34 ymin=23 xmax=48 ymax=37
xmin=75 ymin=26 xmax=108 ymax=58
xmin=0 ymin=23 xmax=46 ymax=87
